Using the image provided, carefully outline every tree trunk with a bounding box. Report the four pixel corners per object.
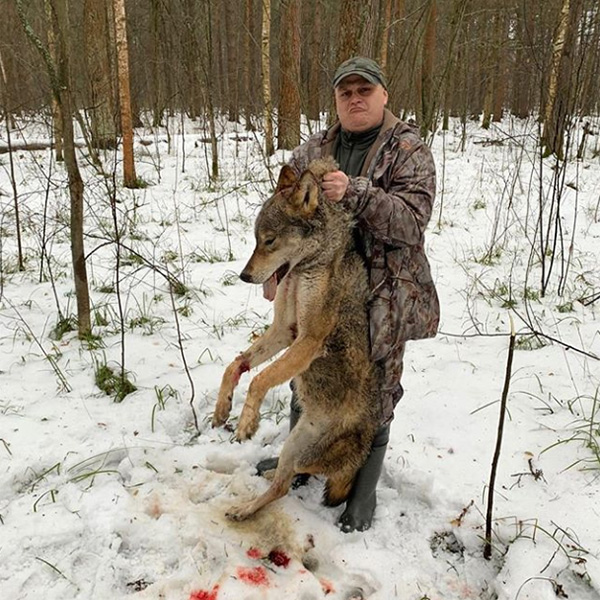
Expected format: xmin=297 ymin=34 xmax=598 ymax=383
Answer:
xmin=386 ymin=0 xmax=405 ymax=115
xmin=337 ymin=0 xmax=363 ymax=63
xmin=23 ymin=0 xmax=93 ymax=337
xmin=261 ymin=0 xmax=274 ymax=156
xmin=203 ymin=0 xmax=219 ymax=180
xmin=150 ymin=0 xmax=164 ymax=127
xmin=306 ymin=0 xmax=321 ymax=122
xmin=378 ymin=0 xmax=393 ymax=72
xmin=213 ymin=1 xmax=228 ymax=115
xmin=183 ymin=0 xmax=202 ymax=119
xmin=577 ymin=5 xmax=600 ymax=117
xmin=359 ymin=0 xmax=378 ymax=58
xmin=113 ymin=0 xmax=137 ymax=187
xmin=481 ymin=7 xmax=495 ymax=129
xmin=243 ymin=0 xmax=254 ymax=130
xmin=225 ymin=0 xmax=239 ymax=122
xmin=0 ymin=50 xmax=24 ymax=272
xmin=277 ymin=0 xmax=301 ymax=150
xmin=44 ymin=0 xmax=64 ymax=161
xmin=491 ymin=11 xmax=506 ymax=123
xmin=542 ymin=0 xmax=582 ymax=158
xmin=420 ymin=0 xmax=437 ymax=139
xmin=84 ymin=0 xmax=117 ymax=148
xmin=55 ymin=0 xmax=91 ymax=337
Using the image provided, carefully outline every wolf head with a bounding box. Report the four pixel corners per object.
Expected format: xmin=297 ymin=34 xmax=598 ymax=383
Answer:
xmin=240 ymin=159 xmax=338 ymax=288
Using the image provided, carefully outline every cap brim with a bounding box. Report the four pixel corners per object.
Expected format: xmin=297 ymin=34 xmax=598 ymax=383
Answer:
xmin=333 ymin=70 xmax=381 ymax=88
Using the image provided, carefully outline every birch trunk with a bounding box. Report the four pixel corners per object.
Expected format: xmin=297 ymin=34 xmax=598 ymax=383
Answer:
xmin=113 ymin=0 xmax=137 ymax=187
xmin=261 ymin=0 xmax=274 ymax=156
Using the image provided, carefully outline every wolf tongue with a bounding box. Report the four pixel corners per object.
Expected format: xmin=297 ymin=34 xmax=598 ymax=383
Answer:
xmin=263 ymin=274 xmax=278 ymax=302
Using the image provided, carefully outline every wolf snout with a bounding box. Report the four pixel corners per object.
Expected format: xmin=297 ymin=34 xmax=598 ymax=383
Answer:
xmin=239 ymin=270 xmax=253 ymax=283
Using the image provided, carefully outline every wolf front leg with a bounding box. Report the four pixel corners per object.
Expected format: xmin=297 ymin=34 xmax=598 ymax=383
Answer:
xmin=212 ymin=324 xmax=295 ymax=428
xmin=235 ymin=335 xmax=323 ymax=440
xmin=212 ymin=355 xmax=250 ymax=427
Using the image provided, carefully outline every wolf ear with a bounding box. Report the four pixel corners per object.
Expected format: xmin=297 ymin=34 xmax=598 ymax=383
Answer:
xmin=275 ymin=165 xmax=298 ymax=191
xmin=288 ymin=171 xmax=319 ymax=217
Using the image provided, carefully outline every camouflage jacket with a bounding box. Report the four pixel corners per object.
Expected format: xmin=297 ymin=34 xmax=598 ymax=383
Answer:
xmin=289 ymin=109 xmax=440 ymax=409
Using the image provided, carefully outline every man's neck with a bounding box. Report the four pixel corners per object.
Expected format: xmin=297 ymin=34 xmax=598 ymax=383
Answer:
xmin=341 ymin=121 xmax=384 ymax=139
xmin=340 ymin=122 xmax=383 ymax=143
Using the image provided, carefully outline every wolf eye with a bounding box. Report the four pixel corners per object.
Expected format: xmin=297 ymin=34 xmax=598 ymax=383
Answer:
xmin=264 ymin=237 xmax=275 ymax=247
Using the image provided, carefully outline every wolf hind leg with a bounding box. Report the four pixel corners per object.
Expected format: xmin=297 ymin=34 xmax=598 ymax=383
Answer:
xmin=226 ymin=416 xmax=323 ymax=520
xmin=323 ymin=472 xmax=356 ymax=507
xmin=226 ymin=469 xmax=296 ymax=521
xmin=301 ymin=429 xmax=371 ymax=507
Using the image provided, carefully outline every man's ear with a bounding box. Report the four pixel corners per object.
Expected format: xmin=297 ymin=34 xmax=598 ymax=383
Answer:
xmin=288 ymin=171 xmax=319 ymax=217
xmin=275 ymin=165 xmax=298 ymax=191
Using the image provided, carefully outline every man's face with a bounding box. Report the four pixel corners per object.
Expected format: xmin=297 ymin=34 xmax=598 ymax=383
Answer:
xmin=334 ymin=75 xmax=388 ymax=133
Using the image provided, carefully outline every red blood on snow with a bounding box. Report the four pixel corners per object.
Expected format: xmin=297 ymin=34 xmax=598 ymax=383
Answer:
xmin=236 ymin=566 xmax=270 ymax=587
xmin=320 ymin=578 xmax=335 ymax=595
xmin=189 ymin=584 xmax=219 ymax=600
xmin=268 ymin=549 xmax=291 ymax=568
xmin=246 ymin=546 xmax=263 ymax=560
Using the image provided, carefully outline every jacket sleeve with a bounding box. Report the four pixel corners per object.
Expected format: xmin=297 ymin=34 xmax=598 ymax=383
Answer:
xmin=342 ymin=141 xmax=436 ymax=248
xmin=287 ymin=133 xmax=327 ymax=176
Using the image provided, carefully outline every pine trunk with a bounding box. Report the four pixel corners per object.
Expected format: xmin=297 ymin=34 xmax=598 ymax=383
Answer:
xmin=306 ymin=0 xmax=321 ymax=122
xmin=337 ymin=0 xmax=362 ymax=63
xmin=84 ymin=0 xmax=117 ymax=148
xmin=420 ymin=0 xmax=437 ymax=139
xmin=378 ymin=0 xmax=393 ymax=72
xmin=277 ymin=0 xmax=301 ymax=150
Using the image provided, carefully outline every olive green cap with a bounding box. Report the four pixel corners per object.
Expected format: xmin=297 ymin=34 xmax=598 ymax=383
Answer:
xmin=333 ymin=56 xmax=387 ymax=89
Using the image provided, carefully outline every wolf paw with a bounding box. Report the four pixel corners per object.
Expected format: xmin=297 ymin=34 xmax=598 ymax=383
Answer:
xmin=236 ymin=405 xmax=259 ymax=441
xmin=212 ymin=394 xmax=232 ymax=428
xmin=225 ymin=504 xmax=254 ymax=521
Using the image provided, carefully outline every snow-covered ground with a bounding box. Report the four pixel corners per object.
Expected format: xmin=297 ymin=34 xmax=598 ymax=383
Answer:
xmin=1 ymin=114 xmax=599 ymax=600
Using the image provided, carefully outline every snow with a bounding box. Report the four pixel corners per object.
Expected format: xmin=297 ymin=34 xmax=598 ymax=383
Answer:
xmin=0 ymin=114 xmax=599 ymax=600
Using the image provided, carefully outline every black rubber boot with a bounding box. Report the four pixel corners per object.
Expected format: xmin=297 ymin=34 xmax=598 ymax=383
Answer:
xmin=256 ymin=389 xmax=303 ymax=477
xmin=337 ymin=423 xmax=391 ymax=533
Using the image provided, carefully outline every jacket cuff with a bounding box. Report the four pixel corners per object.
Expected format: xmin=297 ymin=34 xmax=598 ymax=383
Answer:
xmin=342 ymin=177 xmax=370 ymax=214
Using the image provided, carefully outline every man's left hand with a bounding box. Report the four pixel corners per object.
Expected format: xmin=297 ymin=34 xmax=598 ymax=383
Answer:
xmin=322 ymin=170 xmax=349 ymax=202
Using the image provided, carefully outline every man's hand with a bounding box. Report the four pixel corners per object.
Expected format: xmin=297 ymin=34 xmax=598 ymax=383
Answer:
xmin=322 ymin=170 xmax=349 ymax=202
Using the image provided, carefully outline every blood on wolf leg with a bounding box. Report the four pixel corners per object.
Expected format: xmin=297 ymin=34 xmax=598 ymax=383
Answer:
xmin=232 ymin=359 xmax=250 ymax=385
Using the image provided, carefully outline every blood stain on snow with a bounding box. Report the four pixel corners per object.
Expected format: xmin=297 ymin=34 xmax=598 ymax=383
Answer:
xmin=189 ymin=584 xmax=219 ymax=600
xmin=246 ymin=546 xmax=263 ymax=560
xmin=236 ymin=566 xmax=270 ymax=587
xmin=268 ymin=549 xmax=291 ymax=568
xmin=320 ymin=578 xmax=335 ymax=595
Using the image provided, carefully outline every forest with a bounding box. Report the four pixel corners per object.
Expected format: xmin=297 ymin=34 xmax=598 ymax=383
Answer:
xmin=2 ymin=0 xmax=600 ymax=156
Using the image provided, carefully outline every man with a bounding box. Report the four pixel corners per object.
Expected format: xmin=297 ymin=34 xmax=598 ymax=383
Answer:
xmin=258 ymin=57 xmax=440 ymax=532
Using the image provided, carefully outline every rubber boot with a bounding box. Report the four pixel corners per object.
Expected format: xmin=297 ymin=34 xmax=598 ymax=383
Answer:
xmin=256 ymin=389 xmax=302 ymax=477
xmin=337 ymin=423 xmax=391 ymax=533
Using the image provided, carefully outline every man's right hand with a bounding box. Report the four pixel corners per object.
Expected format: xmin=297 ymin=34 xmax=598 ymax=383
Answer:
xmin=322 ymin=170 xmax=349 ymax=202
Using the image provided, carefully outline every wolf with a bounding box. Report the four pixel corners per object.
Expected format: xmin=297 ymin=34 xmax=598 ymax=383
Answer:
xmin=211 ymin=157 xmax=379 ymax=521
